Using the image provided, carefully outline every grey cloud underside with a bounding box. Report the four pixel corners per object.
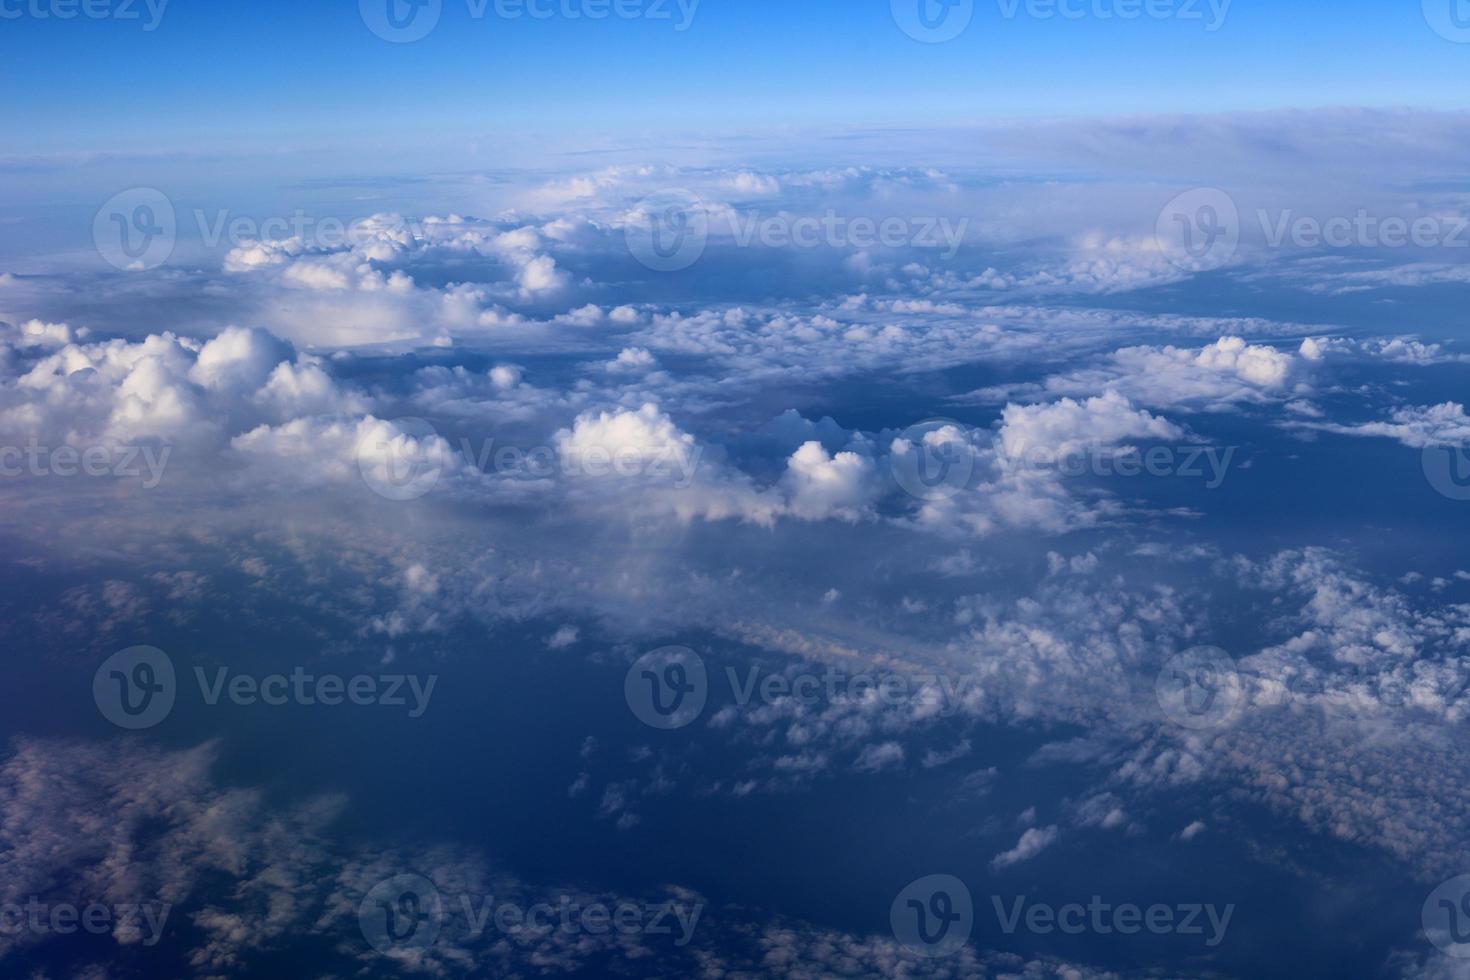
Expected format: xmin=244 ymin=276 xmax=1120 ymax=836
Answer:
xmin=0 ymin=738 xmax=1123 ymax=979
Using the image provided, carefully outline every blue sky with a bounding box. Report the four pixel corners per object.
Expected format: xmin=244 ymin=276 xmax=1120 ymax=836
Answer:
xmin=4 ymin=0 xmax=1470 ymax=159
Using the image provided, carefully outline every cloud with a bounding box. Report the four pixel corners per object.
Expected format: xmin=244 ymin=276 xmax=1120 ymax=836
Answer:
xmin=1302 ymin=402 xmax=1470 ymax=449
xmin=991 ymin=826 xmax=1061 ymax=869
xmin=998 ymin=391 xmax=1186 ymax=461
xmin=781 ymin=441 xmax=880 ymax=522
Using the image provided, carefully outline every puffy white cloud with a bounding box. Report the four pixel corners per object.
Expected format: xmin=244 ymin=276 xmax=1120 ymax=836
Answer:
xmin=781 ymin=441 xmax=879 ymax=522
xmin=189 ymin=326 xmax=294 ymax=392
xmin=556 ymin=403 xmax=697 ymax=473
xmin=607 ymin=347 xmax=657 ymax=372
xmin=998 ymin=391 xmax=1185 ymax=461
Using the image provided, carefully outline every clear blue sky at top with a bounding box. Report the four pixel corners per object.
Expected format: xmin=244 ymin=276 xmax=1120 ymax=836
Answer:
xmin=1 ymin=0 xmax=1468 ymax=158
